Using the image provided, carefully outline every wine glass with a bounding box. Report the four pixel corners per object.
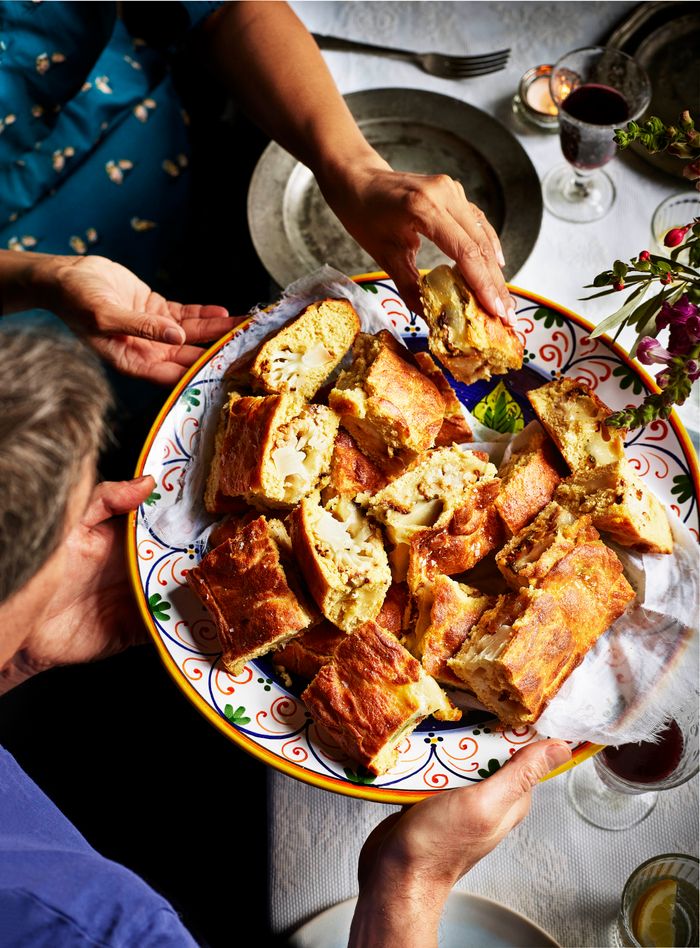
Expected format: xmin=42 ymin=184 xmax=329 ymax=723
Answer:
xmin=542 ymin=46 xmax=651 ymax=223
xmin=567 ymin=700 xmax=699 ymax=831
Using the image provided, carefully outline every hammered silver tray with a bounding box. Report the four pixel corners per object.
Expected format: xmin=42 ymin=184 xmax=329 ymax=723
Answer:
xmin=247 ymin=88 xmax=542 ymax=290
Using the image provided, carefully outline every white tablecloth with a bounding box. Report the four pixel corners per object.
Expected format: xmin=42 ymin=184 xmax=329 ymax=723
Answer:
xmin=267 ymin=3 xmax=700 ymax=944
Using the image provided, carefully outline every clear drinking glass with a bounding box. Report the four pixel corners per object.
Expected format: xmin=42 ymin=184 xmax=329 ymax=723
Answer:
xmin=567 ymin=700 xmax=700 ymax=831
xmin=542 ymin=46 xmax=651 ymax=223
xmin=614 ymin=854 xmax=699 ymax=948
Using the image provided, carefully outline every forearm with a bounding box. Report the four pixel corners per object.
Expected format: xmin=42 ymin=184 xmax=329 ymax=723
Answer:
xmin=349 ymin=876 xmax=448 ymax=948
xmin=0 ymin=250 xmax=68 ymax=315
xmin=201 ymin=1 xmax=388 ymax=184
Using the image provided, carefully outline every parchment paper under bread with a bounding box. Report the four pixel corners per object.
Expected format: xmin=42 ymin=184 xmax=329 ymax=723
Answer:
xmin=144 ymin=266 xmax=699 ymax=747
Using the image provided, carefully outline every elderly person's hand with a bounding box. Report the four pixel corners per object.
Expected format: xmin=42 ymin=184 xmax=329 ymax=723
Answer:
xmin=1 ymin=476 xmax=155 ymax=693
xmin=316 ymin=156 xmax=515 ymax=325
xmin=349 ymin=739 xmax=572 ymax=948
xmin=2 ymin=251 xmax=236 ymax=384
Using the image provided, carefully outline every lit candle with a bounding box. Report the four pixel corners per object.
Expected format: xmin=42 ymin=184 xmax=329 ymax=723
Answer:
xmin=512 ymin=64 xmax=560 ymax=131
xmin=525 ymin=75 xmax=558 ymax=116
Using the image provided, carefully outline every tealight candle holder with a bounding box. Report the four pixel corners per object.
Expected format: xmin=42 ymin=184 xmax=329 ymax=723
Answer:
xmin=512 ymin=64 xmax=559 ymax=131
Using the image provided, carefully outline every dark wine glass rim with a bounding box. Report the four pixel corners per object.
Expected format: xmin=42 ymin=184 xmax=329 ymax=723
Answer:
xmin=550 ymin=44 xmax=652 ymax=126
xmin=595 ymin=751 xmax=700 ymax=791
xmin=619 ymin=852 xmax=700 ymax=947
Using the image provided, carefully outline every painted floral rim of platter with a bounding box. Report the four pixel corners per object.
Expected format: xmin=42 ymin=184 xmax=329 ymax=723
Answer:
xmin=128 ymin=275 xmax=700 ymax=804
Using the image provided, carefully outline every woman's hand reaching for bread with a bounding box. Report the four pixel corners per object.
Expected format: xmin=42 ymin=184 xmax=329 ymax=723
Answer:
xmin=317 ymin=158 xmax=516 ymax=326
xmin=1 ymin=250 xmax=235 ymax=384
xmin=348 ymin=739 xmax=571 ymax=948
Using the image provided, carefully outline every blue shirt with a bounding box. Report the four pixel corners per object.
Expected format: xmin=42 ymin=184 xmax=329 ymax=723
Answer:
xmin=0 ymin=1 xmax=223 ymax=288
xmin=0 ymin=745 xmax=196 ymax=947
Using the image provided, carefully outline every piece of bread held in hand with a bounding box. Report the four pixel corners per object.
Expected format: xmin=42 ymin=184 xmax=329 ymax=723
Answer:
xmin=419 ymin=264 xmax=523 ymax=384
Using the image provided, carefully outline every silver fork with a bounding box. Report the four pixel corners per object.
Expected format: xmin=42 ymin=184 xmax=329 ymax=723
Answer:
xmin=312 ymin=34 xmax=510 ymax=79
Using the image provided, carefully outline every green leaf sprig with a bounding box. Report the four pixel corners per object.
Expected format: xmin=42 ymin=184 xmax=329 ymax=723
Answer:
xmin=581 ymin=111 xmax=700 ymax=429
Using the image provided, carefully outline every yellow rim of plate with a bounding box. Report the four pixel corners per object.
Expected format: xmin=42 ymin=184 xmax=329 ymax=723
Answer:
xmin=126 ymin=272 xmax=699 ymax=804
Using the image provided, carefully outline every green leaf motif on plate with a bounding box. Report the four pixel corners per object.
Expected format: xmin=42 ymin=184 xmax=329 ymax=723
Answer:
xmin=181 ymin=387 xmax=201 ymax=412
xmin=671 ymin=473 xmax=693 ymax=504
xmin=144 ymin=489 xmax=161 ymax=507
xmin=360 ymin=282 xmax=378 ymax=294
xmin=343 ymin=767 xmax=377 ymax=785
xmin=224 ymin=704 xmax=251 ymax=726
xmin=612 ymin=364 xmax=644 ymax=394
xmin=532 ymin=306 xmax=564 ymax=328
xmin=472 ymin=381 xmax=524 ymax=434
xmin=477 ymin=758 xmax=502 ymax=779
xmin=148 ymin=592 xmax=171 ymax=622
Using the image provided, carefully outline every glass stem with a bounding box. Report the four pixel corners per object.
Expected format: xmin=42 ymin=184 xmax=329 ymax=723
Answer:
xmin=571 ymin=168 xmax=592 ymax=200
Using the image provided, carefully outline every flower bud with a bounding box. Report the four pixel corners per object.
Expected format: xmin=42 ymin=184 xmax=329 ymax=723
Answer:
xmin=637 ymin=336 xmax=671 ymax=365
xmin=638 ymin=250 xmax=651 ymax=262
xmin=655 ymin=369 xmax=672 ymax=389
xmin=663 ymin=225 xmax=690 ymax=248
xmin=614 ymin=280 xmax=625 ymax=291
xmin=686 ymin=359 xmax=700 ymax=382
xmin=661 ymin=273 xmax=673 ymax=285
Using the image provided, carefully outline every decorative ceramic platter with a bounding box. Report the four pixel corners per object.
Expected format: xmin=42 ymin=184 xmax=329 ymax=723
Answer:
xmin=127 ymin=275 xmax=699 ymax=804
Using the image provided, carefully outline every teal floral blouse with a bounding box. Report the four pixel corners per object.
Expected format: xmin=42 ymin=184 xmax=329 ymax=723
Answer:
xmin=0 ymin=1 xmax=223 ymax=288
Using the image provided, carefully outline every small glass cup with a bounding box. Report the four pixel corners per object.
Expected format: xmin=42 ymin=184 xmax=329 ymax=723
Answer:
xmin=614 ymin=854 xmax=699 ymax=948
xmin=512 ymin=64 xmax=559 ymax=132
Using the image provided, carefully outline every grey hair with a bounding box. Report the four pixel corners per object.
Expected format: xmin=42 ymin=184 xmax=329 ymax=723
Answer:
xmin=0 ymin=328 xmax=113 ymax=602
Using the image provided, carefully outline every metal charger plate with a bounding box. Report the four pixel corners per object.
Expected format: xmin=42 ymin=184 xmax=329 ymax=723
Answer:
xmin=607 ymin=1 xmax=700 ymax=179
xmin=247 ymin=88 xmax=543 ymax=289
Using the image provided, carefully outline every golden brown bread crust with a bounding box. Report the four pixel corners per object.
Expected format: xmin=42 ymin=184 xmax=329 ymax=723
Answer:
xmin=555 ymin=459 xmax=673 ymax=554
xmin=527 ymin=377 xmax=626 ymax=472
xmin=376 ymin=581 xmax=411 ymax=637
xmin=250 ymin=298 xmax=360 ymax=399
xmin=272 ymin=582 xmax=409 ymax=682
xmin=273 ymin=620 xmax=346 ymax=681
xmin=208 ymin=510 xmax=260 ymax=549
xmin=495 ymin=501 xmax=599 ymax=590
xmin=449 ymin=541 xmax=635 ymax=724
xmin=408 ymin=576 xmax=495 ymax=689
xmin=413 ymin=351 xmax=473 ymax=446
xmin=419 ymin=264 xmax=523 ymax=384
xmin=329 ymin=332 xmax=445 ymax=463
xmin=289 ymin=494 xmax=391 ymax=632
xmin=494 ymin=424 xmax=565 ymax=535
xmin=321 ymin=429 xmax=389 ymax=503
xmin=301 ymin=620 xmax=452 ymax=775
xmin=185 ymin=517 xmax=315 ymax=674
xmin=407 ymin=479 xmax=504 ymax=591
xmin=205 ymin=393 xmax=339 ymax=510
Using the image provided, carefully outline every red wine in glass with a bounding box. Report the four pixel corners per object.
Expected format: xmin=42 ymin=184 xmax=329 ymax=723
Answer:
xmin=560 ymin=83 xmax=630 ymax=170
xmin=601 ymin=718 xmax=684 ymax=785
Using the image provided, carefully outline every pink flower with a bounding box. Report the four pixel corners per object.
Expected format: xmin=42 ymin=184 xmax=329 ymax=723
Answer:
xmin=655 ymin=369 xmax=672 ymax=389
xmin=656 ymin=295 xmax=700 ymax=356
xmin=687 ymin=359 xmax=700 ymax=382
xmin=637 ymin=336 xmax=671 ymax=365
